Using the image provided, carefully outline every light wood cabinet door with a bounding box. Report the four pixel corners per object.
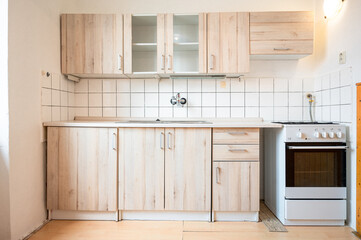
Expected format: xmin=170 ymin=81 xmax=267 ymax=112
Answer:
xmin=61 ymin=14 xmax=123 ymax=75
xmin=118 ymin=128 xmax=165 ymax=210
xmin=164 ymin=128 xmax=211 ymax=211
xmin=47 ymin=127 xmax=117 ymax=211
xmin=207 ymin=12 xmax=250 ymax=74
xmin=213 ymin=162 xmax=259 ymax=212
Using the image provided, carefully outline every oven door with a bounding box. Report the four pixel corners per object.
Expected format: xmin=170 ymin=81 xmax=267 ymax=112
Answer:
xmin=285 ymin=143 xmax=347 ymax=199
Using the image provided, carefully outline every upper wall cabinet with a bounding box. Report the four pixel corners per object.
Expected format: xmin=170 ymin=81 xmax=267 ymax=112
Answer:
xmin=207 ymin=12 xmax=250 ymax=74
xmin=61 ymin=14 xmax=124 ymax=77
xmin=250 ymin=11 xmax=314 ymax=58
xmin=124 ymin=14 xmax=206 ymax=76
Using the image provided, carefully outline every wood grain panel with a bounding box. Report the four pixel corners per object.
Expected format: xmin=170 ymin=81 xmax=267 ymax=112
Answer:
xmin=357 ymin=84 xmax=361 ymax=233
xmin=47 ymin=127 xmax=59 ymax=210
xmin=213 ymin=162 xmax=259 ymax=212
xmin=250 ymin=11 xmax=314 ymax=23
xmin=213 ymin=128 xmax=259 ymax=145
xmin=207 ymin=13 xmax=220 ymax=73
xmin=165 ymin=13 xmax=174 ymax=74
xmin=250 ymin=22 xmax=314 ymax=41
xmin=238 ymin=12 xmax=250 ymax=73
xmin=118 ymin=128 xmax=165 ymax=210
xmin=157 ymin=14 xmax=165 ymax=74
xmin=220 ymin=12 xmax=238 ymax=73
xmin=123 ymin=14 xmax=132 ymax=74
xmin=165 ymin=128 xmax=211 ymax=211
xmin=251 ymin=40 xmax=313 ymax=55
xmin=213 ymin=145 xmax=259 ymax=161
xmin=198 ymin=13 xmax=207 ymax=74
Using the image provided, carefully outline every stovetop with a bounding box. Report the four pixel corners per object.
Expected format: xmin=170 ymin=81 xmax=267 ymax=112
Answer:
xmin=273 ymin=121 xmax=335 ymax=125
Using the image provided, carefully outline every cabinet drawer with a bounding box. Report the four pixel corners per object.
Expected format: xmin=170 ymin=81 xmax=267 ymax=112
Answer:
xmin=213 ymin=128 xmax=259 ymax=145
xmin=250 ymin=40 xmax=313 ymax=55
xmin=213 ymin=145 xmax=259 ymax=161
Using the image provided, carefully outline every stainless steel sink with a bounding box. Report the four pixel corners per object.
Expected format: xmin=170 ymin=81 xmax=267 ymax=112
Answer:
xmin=116 ymin=120 xmax=212 ymax=124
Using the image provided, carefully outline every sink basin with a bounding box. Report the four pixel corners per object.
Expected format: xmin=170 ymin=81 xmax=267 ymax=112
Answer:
xmin=116 ymin=120 xmax=212 ymax=124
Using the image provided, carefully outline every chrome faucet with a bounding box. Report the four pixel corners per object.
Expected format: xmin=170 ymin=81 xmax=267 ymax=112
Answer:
xmin=170 ymin=93 xmax=187 ymax=107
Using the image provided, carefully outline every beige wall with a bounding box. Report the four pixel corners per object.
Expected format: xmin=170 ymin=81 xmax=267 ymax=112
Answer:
xmin=8 ymin=0 xmax=63 ymax=239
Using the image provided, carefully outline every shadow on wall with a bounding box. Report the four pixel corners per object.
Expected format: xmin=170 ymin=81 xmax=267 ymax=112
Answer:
xmin=0 ymin=148 xmax=11 ymax=240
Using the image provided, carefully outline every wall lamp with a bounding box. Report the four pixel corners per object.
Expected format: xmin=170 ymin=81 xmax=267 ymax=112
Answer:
xmin=323 ymin=0 xmax=344 ymax=19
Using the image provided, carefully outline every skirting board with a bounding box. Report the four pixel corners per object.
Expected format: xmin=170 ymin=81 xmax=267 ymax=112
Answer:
xmin=120 ymin=211 xmax=210 ymax=221
xmin=51 ymin=210 xmax=118 ymax=221
xmin=214 ymin=212 xmax=259 ymax=222
xmin=283 ymin=219 xmax=345 ymax=226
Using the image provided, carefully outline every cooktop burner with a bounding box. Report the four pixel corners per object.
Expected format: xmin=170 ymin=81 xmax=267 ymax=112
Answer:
xmin=273 ymin=121 xmax=335 ymax=125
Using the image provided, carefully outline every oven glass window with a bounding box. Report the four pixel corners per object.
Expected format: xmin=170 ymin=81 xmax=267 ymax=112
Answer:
xmin=286 ymin=146 xmax=346 ymax=187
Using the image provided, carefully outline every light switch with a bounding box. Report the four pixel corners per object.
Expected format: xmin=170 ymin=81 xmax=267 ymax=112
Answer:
xmin=339 ymin=51 xmax=346 ymax=64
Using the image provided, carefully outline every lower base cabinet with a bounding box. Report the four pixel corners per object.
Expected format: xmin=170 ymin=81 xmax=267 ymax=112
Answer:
xmin=47 ymin=127 xmax=118 ymax=211
xmin=213 ymin=162 xmax=260 ymax=212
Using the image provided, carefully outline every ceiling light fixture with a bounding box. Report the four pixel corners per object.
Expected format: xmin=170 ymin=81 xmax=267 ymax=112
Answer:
xmin=323 ymin=0 xmax=344 ymax=19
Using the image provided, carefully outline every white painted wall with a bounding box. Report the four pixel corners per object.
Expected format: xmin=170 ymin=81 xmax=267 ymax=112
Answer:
xmin=0 ymin=0 xmax=10 ymax=239
xmin=8 ymin=0 xmax=63 ymax=239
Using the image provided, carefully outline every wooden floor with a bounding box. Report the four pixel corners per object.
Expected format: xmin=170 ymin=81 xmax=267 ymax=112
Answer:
xmin=28 ymin=220 xmax=358 ymax=240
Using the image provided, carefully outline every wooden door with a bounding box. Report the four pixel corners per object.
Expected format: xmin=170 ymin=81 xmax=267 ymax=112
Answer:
xmin=207 ymin=12 xmax=250 ymax=74
xmin=118 ymin=128 xmax=165 ymax=210
xmin=213 ymin=162 xmax=259 ymax=212
xmin=165 ymin=13 xmax=174 ymax=74
xmin=47 ymin=127 xmax=117 ymax=211
xmin=164 ymin=128 xmax=211 ymax=211
xmin=357 ymin=83 xmax=361 ymax=233
xmin=157 ymin=14 xmax=166 ymax=74
xmin=61 ymin=14 xmax=123 ymax=75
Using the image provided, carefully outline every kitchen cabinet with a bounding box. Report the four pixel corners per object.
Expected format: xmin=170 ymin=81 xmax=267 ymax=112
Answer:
xmin=61 ymin=14 xmax=123 ymax=76
xmin=207 ymin=12 xmax=250 ymax=74
xmin=47 ymin=127 xmax=117 ymax=211
xmin=118 ymin=127 xmax=211 ymax=212
xmin=212 ymin=128 xmax=260 ymax=212
xmin=118 ymin=128 xmax=165 ymax=210
xmin=250 ymin=11 xmax=314 ymax=57
xmin=213 ymin=162 xmax=259 ymax=212
xmin=165 ymin=128 xmax=211 ymax=211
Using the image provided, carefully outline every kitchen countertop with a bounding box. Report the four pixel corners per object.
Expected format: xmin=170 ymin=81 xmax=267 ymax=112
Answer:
xmin=43 ymin=117 xmax=283 ymax=128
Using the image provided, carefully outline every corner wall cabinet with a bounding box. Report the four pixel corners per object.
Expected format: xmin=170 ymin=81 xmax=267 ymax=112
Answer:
xmin=61 ymin=14 xmax=124 ymax=76
xmin=47 ymin=127 xmax=118 ymax=211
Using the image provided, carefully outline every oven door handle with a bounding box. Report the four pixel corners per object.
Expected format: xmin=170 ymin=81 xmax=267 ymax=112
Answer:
xmin=288 ymin=146 xmax=348 ymax=150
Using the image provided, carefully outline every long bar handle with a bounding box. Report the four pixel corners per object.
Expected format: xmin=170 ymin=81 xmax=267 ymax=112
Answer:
xmin=167 ymin=55 xmax=172 ymax=70
xmin=161 ymin=55 xmax=165 ymax=70
xmin=167 ymin=132 xmax=172 ymax=149
xmin=228 ymin=149 xmax=247 ymax=152
xmin=228 ymin=132 xmax=247 ymax=135
xmin=273 ymin=48 xmax=291 ymax=51
xmin=216 ymin=167 xmax=220 ymax=184
xmin=112 ymin=132 xmax=117 ymax=151
xmin=209 ymin=54 xmax=214 ymax=70
xmin=117 ymin=54 xmax=122 ymax=70
xmin=160 ymin=132 xmax=164 ymax=149
xmin=288 ymin=146 xmax=348 ymax=150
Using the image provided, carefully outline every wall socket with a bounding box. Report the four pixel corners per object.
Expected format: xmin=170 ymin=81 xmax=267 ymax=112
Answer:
xmin=339 ymin=51 xmax=346 ymax=64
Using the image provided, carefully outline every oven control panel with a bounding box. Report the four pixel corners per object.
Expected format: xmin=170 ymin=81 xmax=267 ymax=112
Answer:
xmin=284 ymin=125 xmax=347 ymax=142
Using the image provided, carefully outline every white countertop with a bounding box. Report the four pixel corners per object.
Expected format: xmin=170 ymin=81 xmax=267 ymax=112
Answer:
xmin=44 ymin=117 xmax=283 ymax=128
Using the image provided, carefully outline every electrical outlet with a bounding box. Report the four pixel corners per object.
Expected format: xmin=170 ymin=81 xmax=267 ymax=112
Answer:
xmin=339 ymin=51 xmax=346 ymax=64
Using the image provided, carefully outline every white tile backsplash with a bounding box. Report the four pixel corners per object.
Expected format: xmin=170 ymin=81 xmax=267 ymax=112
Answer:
xmin=174 ymin=79 xmax=187 ymax=92
xmin=245 ymin=78 xmax=259 ymax=92
xmin=202 ymin=93 xmax=216 ymax=107
xmin=202 ymin=79 xmax=216 ymax=92
xmin=216 ymin=107 xmax=230 ymax=118
xmin=217 ymin=79 xmax=230 ymax=92
xmin=103 ymin=79 xmax=116 ymax=93
xmin=103 ymin=93 xmax=116 ymax=107
xmin=260 ymin=93 xmax=273 ymax=107
xmin=216 ymin=93 xmax=230 ymax=106
xmin=145 ymin=78 xmax=159 ymax=92
xmin=88 ymin=93 xmax=102 ymax=107
xmin=145 ymin=93 xmax=159 ymax=107
xmin=188 ymin=79 xmax=202 ymax=92
xmin=131 ymin=108 xmax=145 ymax=117
xmin=117 ymin=93 xmax=130 ymax=107
xmin=259 ymin=78 xmax=273 ymax=92
xmin=131 ymin=79 xmax=145 ymax=92
xmin=188 ymin=93 xmax=202 ymax=107
xmin=202 ymin=107 xmax=216 ymax=118
xmin=230 ymin=78 xmax=244 ymax=92
xmin=89 ymin=79 xmax=102 ymax=93
xmin=245 ymin=93 xmax=259 ymax=107
xmin=274 ymin=78 xmax=288 ymax=92
xmin=289 ymin=78 xmax=303 ymax=92
xmin=117 ymin=79 xmax=130 ymax=92
xmin=131 ymin=93 xmax=145 ymax=107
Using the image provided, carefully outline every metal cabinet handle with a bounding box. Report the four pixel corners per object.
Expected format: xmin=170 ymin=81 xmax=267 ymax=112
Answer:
xmin=160 ymin=132 xmax=164 ymax=149
xmin=167 ymin=55 xmax=172 ymax=70
xmin=228 ymin=149 xmax=247 ymax=152
xmin=273 ymin=48 xmax=291 ymax=51
xmin=112 ymin=132 xmax=117 ymax=151
xmin=117 ymin=54 xmax=122 ymax=70
xmin=228 ymin=132 xmax=247 ymax=135
xmin=167 ymin=132 xmax=172 ymax=149
xmin=209 ymin=54 xmax=214 ymax=70
xmin=161 ymin=55 xmax=165 ymax=70
xmin=216 ymin=167 xmax=220 ymax=184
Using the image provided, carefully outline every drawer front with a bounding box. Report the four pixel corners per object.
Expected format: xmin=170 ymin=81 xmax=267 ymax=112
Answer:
xmin=250 ymin=22 xmax=314 ymax=41
xmin=213 ymin=128 xmax=259 ymax=145
xmin=250 ymin=11 xmax=314 ymax=23
xmin=213 ymin=145 xmax=259 ymax=161
xmin=251 ymin=40 xmax=313 ymax=55
xmin=285 ymin=200 xmax=346 ymax=220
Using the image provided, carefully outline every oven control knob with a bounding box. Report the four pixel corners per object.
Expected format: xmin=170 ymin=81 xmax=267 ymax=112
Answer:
xmin=314 ymin=132 xmax=320 ymax=138
xmin=336 ymin=132 xmax=343 ymax=138
xmin=321 ymin=132 xmax=328 ymax=138
xmin=328 ymin=132 xmax=335 ymax=139
xmin=296 ymin=132 xmax=303 ymax=139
